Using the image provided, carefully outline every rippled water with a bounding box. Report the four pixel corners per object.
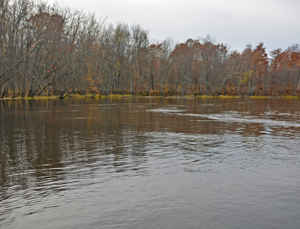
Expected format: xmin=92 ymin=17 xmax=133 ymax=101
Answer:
xmin=1 ymin=98 xmax=300 ymax=229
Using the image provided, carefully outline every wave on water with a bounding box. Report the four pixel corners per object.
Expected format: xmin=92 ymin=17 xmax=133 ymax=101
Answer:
xmin=188 ymin=113 xmax=300 ymax=127
xmin=147 ymin=108 xmax=187 ymax=113
xmin=147 ymin=108 xmax=300 ymax=127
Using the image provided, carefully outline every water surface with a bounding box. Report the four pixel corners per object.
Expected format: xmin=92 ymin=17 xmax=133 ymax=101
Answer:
xmin=1 ymin=98 xmax=300 ymax=229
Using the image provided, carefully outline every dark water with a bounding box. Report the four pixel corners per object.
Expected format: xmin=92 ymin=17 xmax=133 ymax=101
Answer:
xmin=1 ymin=97 xmax=300 ymax=229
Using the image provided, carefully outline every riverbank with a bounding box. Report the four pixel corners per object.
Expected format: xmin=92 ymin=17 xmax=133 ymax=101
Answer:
xmin=0 ymin=94 xmax=299 ymax=100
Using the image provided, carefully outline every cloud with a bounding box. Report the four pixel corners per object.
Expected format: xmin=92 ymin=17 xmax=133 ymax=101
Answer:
xmin=48 ymin=0 xmax=300 ymax=53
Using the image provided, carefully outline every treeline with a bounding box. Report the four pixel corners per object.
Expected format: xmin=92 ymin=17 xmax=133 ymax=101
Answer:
xmin=1 ymin=0 xmax=300 ymax=98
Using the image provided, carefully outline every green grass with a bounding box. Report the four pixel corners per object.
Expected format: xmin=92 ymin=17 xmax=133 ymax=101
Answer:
xmin=1 ymin=94 xmax=299 ymax=100
xmin=249 ymin=95 xmax=267 ymax=99
xmin=282 ymin=96 xmax=300 ymax=99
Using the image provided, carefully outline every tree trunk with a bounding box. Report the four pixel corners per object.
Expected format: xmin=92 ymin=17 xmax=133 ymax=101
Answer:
xmin=1 ymin=85 xmax=9 ymax=98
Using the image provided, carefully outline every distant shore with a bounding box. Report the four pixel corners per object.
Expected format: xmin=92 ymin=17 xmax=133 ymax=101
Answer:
xmin=1 ymin=94 xmax=299 ymax=101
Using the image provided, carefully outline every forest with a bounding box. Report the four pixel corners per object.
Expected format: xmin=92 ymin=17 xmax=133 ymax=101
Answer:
xmin=1 ymin=0 xmax=300 ymax=99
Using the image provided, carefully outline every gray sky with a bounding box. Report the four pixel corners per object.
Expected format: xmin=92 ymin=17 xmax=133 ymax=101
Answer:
xmin=49 ymin=0 xmax=300 ymax=53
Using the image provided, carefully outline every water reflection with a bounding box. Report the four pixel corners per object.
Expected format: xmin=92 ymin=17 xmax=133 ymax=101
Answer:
xmin=1 ymin=98 xmax=300 ymax=228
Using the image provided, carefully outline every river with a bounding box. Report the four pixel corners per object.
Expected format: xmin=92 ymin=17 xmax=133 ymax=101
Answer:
xmin=1 ymin=97 xmax=300 ymax=229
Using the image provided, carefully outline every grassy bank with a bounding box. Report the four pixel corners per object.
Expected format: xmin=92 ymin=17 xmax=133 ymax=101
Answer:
xmin=1 ymin=94 xmax=299 ymax=100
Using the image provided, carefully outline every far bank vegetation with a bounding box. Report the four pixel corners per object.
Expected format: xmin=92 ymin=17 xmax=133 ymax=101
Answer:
xmin=1 ymin=0 xmax=300 ymax=99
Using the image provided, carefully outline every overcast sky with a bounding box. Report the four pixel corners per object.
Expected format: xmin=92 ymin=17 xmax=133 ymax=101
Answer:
xmin=48 ymin=0 xmax=300 ymax=53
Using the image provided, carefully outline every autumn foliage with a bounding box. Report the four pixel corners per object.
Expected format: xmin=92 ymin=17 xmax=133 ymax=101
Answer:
xmin=1 ymin=0 xmax=300 ymax=98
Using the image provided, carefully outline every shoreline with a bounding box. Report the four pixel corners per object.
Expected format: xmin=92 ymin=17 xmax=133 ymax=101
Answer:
xmin=0 ymin=94 xmax=299 ymax=101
